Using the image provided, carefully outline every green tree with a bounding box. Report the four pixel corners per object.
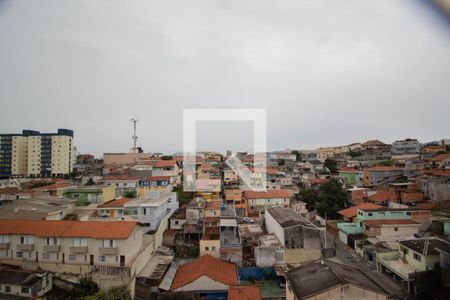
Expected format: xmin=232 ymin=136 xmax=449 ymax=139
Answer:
xmin=123 ymin=190 xmax=136 ymax=198
xmin=291 ymin=150 xmax=303 ymax=161
xmin=378 ymin=160 xmax=393 ymax=166
xmin=161 ymin=155 xmax=173 ymax=160
xmin=347 ymin=149 xmax=363 ymax=158
xmin=85 ymin=178 xmax=95 ymax=186
xmin=83 ymin=285 xmax=131 ymax=300
xmin=297 ymin=179 xmax=349 ymax=219
xmin=316 ymin=179 xmax=349 ymax=219
xmin=324 ymin=159 xmax=338 ymax=174
xmin=68 ymin=278 xmax=99 ymax=300
xmin=296 ymin=189 xmax=320 ymax=209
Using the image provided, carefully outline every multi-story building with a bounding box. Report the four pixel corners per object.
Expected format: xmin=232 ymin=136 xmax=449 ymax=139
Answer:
xmin=244 ymin=190 xmax=291 ymax=218
xmin=123 ymin=189 xmax=178 ymax=232
xmin=362 ymin=166 xmax=404 ymax=187
xmin=0 ymin=129 xmax=75 ymax=178
xmin=392 ymin=138 xmax=421 ymax=154
xmin=0 ymin=219 xmax=153 ymax=295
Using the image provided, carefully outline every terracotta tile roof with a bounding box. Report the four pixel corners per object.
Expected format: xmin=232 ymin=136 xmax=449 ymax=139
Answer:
xmin=401 ymin=192 xmax=423 ymax=202
xmin=145 ymin=176 xmax=171 ymax=181
xmin=362 ymin=219 xmax=420 ymax=227
xmin=338 ymin=203 xmax=383 ymax=219
xmin=98 ymin=197 xmax=131 ymax=208
xmin=429 ymin=153 xmax=450 ymax=161
xmin=228 ymin=286 xmax=262 ymax=300
xmin=368 ymin=191 xmax=389 ymax=202
xmin=415 ymin=202 xmax=436 ymax=209
xmin=154 ymin=160 xmax=177 ymax=168
xmin=205 ymin=216 xmax=220 ymax=223
xmin=339 ymin=167 xmax=360 ymax=173
xmin=205 ymin=201 xmax=222 ymax=210
xmin=0 ymin=220 xmax=138 ymax=239
xmin=171 ymin=254 xmax=238 ymax=290
xmin=244 ymin=190 xmax=290 ymax=199
xmin=362 ymin=139 xmax=386 ymax=146
xmin=33 ymin=182 xmax=73 ymax=191
xmin=365 ymin=166 xmax=403 ymax=172
xmin=310 ymin=178 xmax=327 ymax=185
xmin=104 ymin=175 xmax=141 ymax=181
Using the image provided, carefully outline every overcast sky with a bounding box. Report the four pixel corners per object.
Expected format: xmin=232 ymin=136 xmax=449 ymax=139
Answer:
xmin=1 ymin=0 xmax=449 ymax=156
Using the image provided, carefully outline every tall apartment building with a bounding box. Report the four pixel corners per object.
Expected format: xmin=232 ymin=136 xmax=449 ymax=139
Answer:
xmin=0 ymin=129 xmax=75 ymax=178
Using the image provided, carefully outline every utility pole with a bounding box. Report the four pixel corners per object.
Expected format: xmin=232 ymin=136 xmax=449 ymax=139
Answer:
xmin=131 ymin=118 xmax=138 ymax=149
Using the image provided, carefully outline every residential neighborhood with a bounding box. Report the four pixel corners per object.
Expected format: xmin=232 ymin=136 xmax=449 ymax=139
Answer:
xmin=1 ymin=128 xmax=450 ymax=299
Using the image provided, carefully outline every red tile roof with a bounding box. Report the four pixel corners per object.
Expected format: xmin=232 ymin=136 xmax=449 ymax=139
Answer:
xmin=104 ymin=175 xmax=141 ymax=181
xmin=338 ymin=203 xmax=383 ymax=219
xmin=33 ymin=182 xmax=73 ymax=191
xmin=171 ymin=254 xmax=238 ymax=290
xmin=416 ymin=202 xmax=436 ymax=209
xmin=368 ymin=191 xmax=389 ymax=202
xmin=429 ymin=153 xmax=450 ymax=162
xmin=154 ymin=160 xmax=177 ymax=168
xmin=362 ymin=219 xmax=420 ymax=227
xmin=244 ymin=190 xmax=290 ymax=199
xmin=365 ymin=166 xmax=403 ymax=172
xmin=401 ymin=192 xmax=424 ymax=202
xmin=228 ymin=286 xmax=262 ymax=300
xmin=206 ymin=201 xmax=222 ymax=210
xmin=0 ymin=220 xmax=138 ymax=239
xmin=146 ymin=176 xmax=171 ymax=181
xmin=98 ymin=197 xmax=131 ymax=208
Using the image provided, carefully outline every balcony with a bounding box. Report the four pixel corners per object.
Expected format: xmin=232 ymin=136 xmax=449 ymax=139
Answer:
xmin=0 ymin=242 xmax=10 ymax=249
xmin=17 ymin=244 xmax=34 ymax=251
xmin=70 ymin=246 xmax=88 ymax=254
xmin=99 ymin=247 xmax=118 ymax=255
xmin=43 ymin=245 xmax=61 ymax=253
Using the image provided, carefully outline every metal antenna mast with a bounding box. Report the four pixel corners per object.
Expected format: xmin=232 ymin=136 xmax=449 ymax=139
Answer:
xmin=131 ymin=118 xmax=138 ymax=149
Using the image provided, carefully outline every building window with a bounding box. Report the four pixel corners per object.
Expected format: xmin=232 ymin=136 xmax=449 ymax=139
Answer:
xmin=42 ymin=253 xmax=50 ymax=260
xmin=205 ymin=247 xmax=209 ymax=251
xmin=16 ymin=251 xmax=23 ymax=258
xmin=368 ymin=213 xmax=373 ymax=216
xmin=394 ymin=227 xmax=398 ymax=231
xmin=212 ymin=246 xmax=216 ymax=251
xmin=73 ymin=238 xmax=87 ymax=247
xmin=21 ymin=287 xmax=29 ymax=294
xmin=69 ymin=255 xmax=76 ymax=261
xmin=99 ymin=255 xmax=106 ymax=262
xmin=103 ymin=239 xmax=116 ymax=248
xmin=413 ymin=253 xmax=421 ymax=261
xmin=5 ymin=285 xmax=11 ymax=293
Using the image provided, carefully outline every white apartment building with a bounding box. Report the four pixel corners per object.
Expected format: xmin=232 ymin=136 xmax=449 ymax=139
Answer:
xmin=124 ymin=189 xmax=179 ymax=232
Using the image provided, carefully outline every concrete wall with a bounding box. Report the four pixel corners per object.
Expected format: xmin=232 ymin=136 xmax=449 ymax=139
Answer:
xmin=284 ymin=249 xmax=321 ymax=264
xmin=173 ymin=275 xmax=229 ymax=292
xmin=265 ymin=208 xmax=286 ymax=247
xmin=199 ymin=239 xmax=220 ymax=257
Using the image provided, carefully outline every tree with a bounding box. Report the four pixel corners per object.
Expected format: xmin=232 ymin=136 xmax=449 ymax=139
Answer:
xmin=316 ymin=179 xmax=349 ymax=219
xmin=291 ymin=150 xmax=303 ymax=161
xmin=324 ymin=159 xmax=338 ymax=174
xmin=123 ymin=190 xmax=136 ymax=198
xmin=161 ymin=155 xmax=173 ymax=160
xmin=297 ymin=179 xmax=349 ymax=219
xmin=68 ymin=278 xmax=99 ymax=300
xmin=378 ymin=160 xmax=393 ymax=166
xmin=296 ymin=189 xmax=320 ymax=209
xmin=85 ymin=178 xmax=95 ymax=186
xmin=347 ymin=149 xmax=363 ymax=158
xmin=83 ymin=285 xmax=131 ymax=300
